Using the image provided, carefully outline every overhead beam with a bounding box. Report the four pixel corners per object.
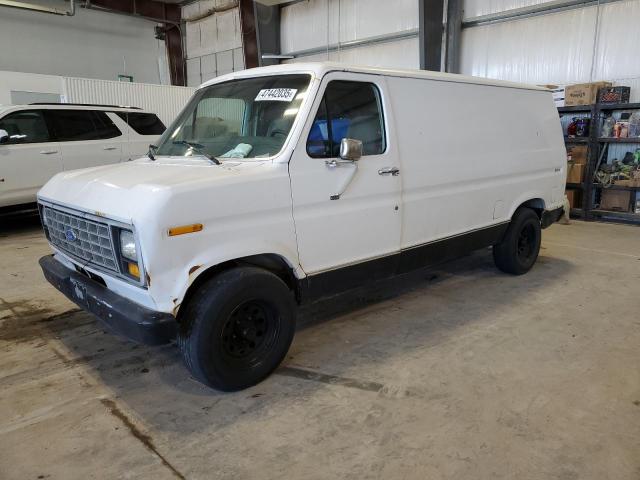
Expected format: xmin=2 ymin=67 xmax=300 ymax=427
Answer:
xmin=87 ymin=0 xmax=180 ymax=24
xmin=281 ymin=29 xmax=419 ymax=59
xmin=462 ymin=0 xmax=623 ymax=28
xmin=0 ymin=0 xmax=75 ymax=16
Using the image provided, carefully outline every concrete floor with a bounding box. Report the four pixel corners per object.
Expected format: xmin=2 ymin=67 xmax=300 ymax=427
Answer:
xmin=1 ymin=216 xmax=639 ymax=480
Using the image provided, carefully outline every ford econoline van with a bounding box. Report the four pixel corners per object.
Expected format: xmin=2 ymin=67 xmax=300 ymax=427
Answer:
xmin=37 ymin=63 xmax=565 ymax=391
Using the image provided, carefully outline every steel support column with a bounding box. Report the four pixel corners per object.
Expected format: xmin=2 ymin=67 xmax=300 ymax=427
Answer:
xmin=419 ymin=0 xmax=462 ymax=72
xmin=255 ymin=2 xmax=280 ymax=66
xmin=239 ymin=0 xmax=259 ymax=69
xmin=419 ymin=0 xmax=444 ymax=71
xmin=444 ymin=0 xmax=462 ymax=73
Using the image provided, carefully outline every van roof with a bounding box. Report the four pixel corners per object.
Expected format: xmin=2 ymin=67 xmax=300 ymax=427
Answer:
xmin=199 ymin=62 xmax=548 ymax=92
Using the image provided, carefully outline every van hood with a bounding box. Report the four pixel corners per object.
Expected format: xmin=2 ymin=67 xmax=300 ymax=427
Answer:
xmin=38 ymin=157 xmax=268 ymax=223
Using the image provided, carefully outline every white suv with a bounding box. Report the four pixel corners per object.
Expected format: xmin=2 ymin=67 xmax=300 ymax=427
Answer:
xmin=38 ymin=63 xmax=565 ymax=391
xmin=0 ymin=103 xmax=165 ymax=211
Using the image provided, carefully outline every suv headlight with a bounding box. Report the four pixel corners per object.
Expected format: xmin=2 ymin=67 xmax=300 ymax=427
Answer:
xmin=120 ymin=230 xmax=137 ymax=261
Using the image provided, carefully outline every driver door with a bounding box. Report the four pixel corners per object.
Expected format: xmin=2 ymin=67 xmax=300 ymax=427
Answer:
xmin=289 ymin=73 xmax=402 ymax=291
xmin=0 ymin=109 xmax=62 ymax=207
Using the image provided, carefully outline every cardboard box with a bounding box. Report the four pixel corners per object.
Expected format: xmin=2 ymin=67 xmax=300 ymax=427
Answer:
xmin=614 ymin=178 xmax=640 ymax=187
xmin=565 ymin=189 xmax=581 ymax=209
xmin=598 ymin=86 xmax=630 ymax=104
xmin=600 ymin=189 xmax=631 ymax=212
xmin=566 ymin=162 xmax=586 ymax=183
xmin=565 ymin=81 xmax=612 ymax=106
xmin=566 ymin=145 xmax=588 ymax=164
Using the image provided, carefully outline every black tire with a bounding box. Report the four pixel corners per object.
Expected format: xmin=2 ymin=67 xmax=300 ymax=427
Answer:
xmin=177 ymin=267 xmax=296 ymax=391
xmin=493 ymin=207 xmax=541 ymax=275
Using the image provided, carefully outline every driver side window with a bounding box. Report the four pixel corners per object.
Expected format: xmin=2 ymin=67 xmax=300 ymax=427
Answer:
xmin=0 ymin=110 xmax=50 ymax=145
xmin=306 ymin=80 xmax=385 ymax=158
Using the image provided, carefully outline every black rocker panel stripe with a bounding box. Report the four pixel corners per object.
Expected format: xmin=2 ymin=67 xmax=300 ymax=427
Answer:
xmin=299 ymin=222 xmax=509 ymax=303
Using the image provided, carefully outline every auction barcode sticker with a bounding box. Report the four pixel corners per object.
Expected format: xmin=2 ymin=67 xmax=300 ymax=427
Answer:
xmin=255 ymin=88 xmax=298 ymax=102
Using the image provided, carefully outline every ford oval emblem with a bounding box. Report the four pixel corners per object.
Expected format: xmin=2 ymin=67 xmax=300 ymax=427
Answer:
xmin=65 ymin=227 xmax=78 ymax=242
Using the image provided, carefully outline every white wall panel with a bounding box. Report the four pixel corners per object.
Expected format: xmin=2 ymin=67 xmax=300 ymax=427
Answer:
xmin=593 ymin=0 xmax=640 ymax=80
xmin=0 ymin=71 xmax=63 ymax=105
xmin=281 ymin=0 xmax=333 ymax=53
xmin=460 ymin=0 xmax=640 ymax=101
xmin=63 ymin=78 xmax=195 ymax=125
xmin=280 ymin=0 xmax=418 ymax=69
xmin=460 ymin=7 xmax=599 ymax=85
xmin=0 ymin=7 xmax=168 ymax=84
xmin=281 ymin=0 xmax=418 ymax=53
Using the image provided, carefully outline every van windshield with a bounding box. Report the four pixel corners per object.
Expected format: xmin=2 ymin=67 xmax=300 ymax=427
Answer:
xmin=155 ymin=74 xmax=311 ymax=160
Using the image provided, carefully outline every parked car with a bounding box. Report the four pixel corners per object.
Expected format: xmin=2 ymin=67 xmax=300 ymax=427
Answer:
xmin=37 ymin=63 xmax=565 ymax=391
xmin=0 ymin=103 xmax=165 ymax=211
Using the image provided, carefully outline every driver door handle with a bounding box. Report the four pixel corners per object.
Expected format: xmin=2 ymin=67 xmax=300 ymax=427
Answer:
xmin=378 ymin=166 xmax=400 ymax=176
xmin=103 ymin=146 xmax=117 ymax=151
xmin=39 ymin=150 xmax=58 ymax=155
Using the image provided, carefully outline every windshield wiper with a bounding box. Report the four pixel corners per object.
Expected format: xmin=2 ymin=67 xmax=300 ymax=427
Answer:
xmin=173 ymin=140 xmax=221 ymax=165
xmin=147 ymin=144 xmax=157 ymax=161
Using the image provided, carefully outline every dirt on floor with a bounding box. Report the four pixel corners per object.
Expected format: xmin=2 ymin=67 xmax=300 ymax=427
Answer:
xmin=1 ymin=215 xmax=639 ymax=480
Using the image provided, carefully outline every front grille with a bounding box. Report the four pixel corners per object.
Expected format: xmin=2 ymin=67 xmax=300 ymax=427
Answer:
xmin=43 ymin=206 xmax=119 ymax=272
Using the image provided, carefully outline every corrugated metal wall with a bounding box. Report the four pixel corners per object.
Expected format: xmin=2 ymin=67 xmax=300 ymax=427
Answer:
xmin=63 ymin=77 xmax=195 ymax=125
xmin=281 ymin=0 xmax=419 ymax=69
xmin=460 ymin=0 xmax=640 ymax=100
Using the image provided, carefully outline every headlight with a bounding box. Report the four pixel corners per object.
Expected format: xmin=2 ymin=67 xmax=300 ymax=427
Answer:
xmin=41 ymin=207 xmax=49 ymax=226
xmin=120 ymin=230 xmax=137 ymax=261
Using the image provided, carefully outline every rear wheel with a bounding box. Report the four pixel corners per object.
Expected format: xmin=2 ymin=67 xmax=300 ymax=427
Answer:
xmin=178 ymin=267 xmax=296 ymax=391
xmin=493 ymin=207 xmax=541 ymax=275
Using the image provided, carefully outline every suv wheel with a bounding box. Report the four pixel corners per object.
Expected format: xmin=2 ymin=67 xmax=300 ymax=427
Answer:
xmin=178 ymin=267 xmax=296 ymax=391
xmin=493 ymin=207 xmax=541 ymax=275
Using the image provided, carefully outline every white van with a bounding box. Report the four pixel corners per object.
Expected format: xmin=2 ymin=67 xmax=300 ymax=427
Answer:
xmin=0 ymin=103 xmax=165 ymax=211
xmin=37 ymin=63 xmax=565 ymax=391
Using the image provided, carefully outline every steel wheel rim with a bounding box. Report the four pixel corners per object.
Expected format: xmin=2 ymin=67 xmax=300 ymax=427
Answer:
xmin=517 ymin=223 xmax=536 ymax=261
xmin=220 ymin=299 xmax=278 ymax=363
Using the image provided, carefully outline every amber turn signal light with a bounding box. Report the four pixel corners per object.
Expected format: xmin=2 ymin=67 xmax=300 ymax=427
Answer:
xmin=168 ymin=223 xmax=203 ymax=237
xmin=127 ymin=262 xmax=140 ymax=278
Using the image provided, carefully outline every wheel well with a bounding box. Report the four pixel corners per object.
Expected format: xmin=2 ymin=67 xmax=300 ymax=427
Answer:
xmin=177 ymin=254 xmax=300 ymax=322
xmin=519 ymin=198 xmax=545 ymax=219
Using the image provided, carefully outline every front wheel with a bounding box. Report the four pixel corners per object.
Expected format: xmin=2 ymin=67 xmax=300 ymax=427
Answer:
xmin=178 ymin=267 xmax=296 ymax=391
xmin=493 ymin=207 xmax=541 ymax=275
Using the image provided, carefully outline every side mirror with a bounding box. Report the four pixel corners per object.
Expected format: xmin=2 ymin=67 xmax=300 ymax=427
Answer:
xmin=0 ymin=129 xmax=8 ymax=144
xmin=339 ymin=138 xmax=362 ymax=161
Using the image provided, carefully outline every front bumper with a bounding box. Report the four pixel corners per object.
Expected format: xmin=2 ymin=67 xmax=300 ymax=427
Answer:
xmin=39 ymin=255 xmax=176 ymax=345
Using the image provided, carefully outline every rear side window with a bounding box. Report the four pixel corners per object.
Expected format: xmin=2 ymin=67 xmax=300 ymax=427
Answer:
xmin=0 ymin=110 xmax=50 ymax=144
xmin=47 ymin=110 xmax=121 ymax=141
xmin=307 ymin=81 xmax=385 ymax=158
xmin=115 ymin=112 xmax=165 ymax=135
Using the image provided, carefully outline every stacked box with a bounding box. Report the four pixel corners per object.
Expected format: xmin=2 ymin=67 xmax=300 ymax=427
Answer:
xmin=597 ymin=87 xmax=630 ymax=104
xmin=565 ymin=82 xmax=612 ymax=106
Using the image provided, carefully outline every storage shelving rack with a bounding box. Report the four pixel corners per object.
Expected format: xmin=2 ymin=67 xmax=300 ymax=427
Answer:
xmin=558 ymin=102 xmax=640 ymax=225
xmin=558 ymin=104 xmax=597 ymax=219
